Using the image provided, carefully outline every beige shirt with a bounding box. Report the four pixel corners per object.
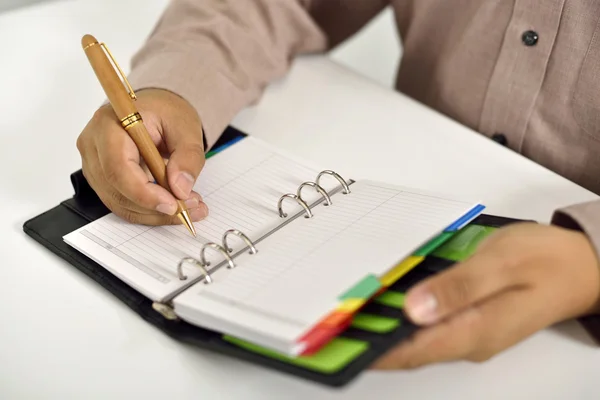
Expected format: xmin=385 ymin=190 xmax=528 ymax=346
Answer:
xmin=127 ymin=0 xmax=600 ymax=293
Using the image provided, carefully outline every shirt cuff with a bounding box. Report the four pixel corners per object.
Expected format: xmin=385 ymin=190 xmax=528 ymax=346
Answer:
xmin=552 ymin=200 xmax=600 ymax=345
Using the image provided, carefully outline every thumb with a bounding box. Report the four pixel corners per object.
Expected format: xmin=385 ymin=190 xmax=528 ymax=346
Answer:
xmin=165 ymin=126 xmax=206 ymax=200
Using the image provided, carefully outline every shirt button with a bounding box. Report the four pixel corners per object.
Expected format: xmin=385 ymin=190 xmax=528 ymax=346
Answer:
xmin=492 ymin=133 xmax=508 ymax=146
xmin=522 ymin=30 xmax=539 ymax=46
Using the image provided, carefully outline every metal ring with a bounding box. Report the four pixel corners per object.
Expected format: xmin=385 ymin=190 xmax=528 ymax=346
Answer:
xmin=223 ymin=229 xmax=258 ymax=254
xmin=200 ymin=242 xmax=236 ymax=269
xmin=297 ymin=182 xmax=332 ymax=206
xmin=277 ymin=194 xmax=313 ymax=218
xmin=120 ymin=112 xmax=143 ymax=129
xmin=177 ymin=257 xmax=213 ymax=284
xmin=316 ymin=170 xmax=351 ymax=194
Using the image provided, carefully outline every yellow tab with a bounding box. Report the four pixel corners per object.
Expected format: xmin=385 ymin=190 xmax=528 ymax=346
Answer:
xmin=380 ymin=256 xmax=424 ymax=287
xmin=336 ymin=299 xmax=365 ymax=313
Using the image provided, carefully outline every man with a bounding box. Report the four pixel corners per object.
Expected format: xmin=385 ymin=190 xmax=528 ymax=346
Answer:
xmin=76 ymin=0 xmax=600 ymax=369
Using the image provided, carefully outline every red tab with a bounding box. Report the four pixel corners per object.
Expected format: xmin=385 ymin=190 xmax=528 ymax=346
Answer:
xmin=298 ymin=320 xmax=352 ymax=355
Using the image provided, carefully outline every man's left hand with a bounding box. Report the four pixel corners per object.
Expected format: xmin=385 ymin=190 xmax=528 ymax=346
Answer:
xmin=372 ymin=223 xmax=600 ymax=370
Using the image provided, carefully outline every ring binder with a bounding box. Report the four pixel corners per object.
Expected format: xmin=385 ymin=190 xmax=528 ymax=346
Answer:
xmin=316 ymin=170 xmax=351 ymax=194
xmin=278 ymin=170 xmax=350 ymax=219
xmin=201 ymin=242 xmax=236 ymax=269
xmin=177 ymin=256 xmax=213 ymax=283
xmin=278 ymin=194 xmax=313 ymax=218
xmin=223 ymin=229 xmax=258 ymax=254
xmin=176 ymin=227 xmax=258 ymax=283
xmin=297 ymin=182 xmax=332 ymax=206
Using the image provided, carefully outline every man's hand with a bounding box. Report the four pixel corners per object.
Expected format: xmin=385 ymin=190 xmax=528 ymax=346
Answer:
xmin=76 ymin=89 xmax=208 ymax=225
xmin=372 ymin=223 xmax=600 ymax=369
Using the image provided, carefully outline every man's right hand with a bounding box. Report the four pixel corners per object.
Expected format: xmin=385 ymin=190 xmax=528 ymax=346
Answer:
xmin=76 ymin=88 xmax=209 ymax=225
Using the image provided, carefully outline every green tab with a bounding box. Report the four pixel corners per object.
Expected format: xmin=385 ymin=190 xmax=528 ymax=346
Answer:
xmin=432 ymin=225 xmax=497 ymax=261
xmin=413 ymin=232 xmax=456 ymax=256
xmin=374 ymin=291 xmax=405 ymax=309
xmin=351 ymin=313 xmax=400 ymax=333
xmin=339 ymin=274 xmax=381 ymax=301
xmin=222 ymin=336 xmax=368 ymax=374
xmin=414 ymin=232 xmax=456 ymax=256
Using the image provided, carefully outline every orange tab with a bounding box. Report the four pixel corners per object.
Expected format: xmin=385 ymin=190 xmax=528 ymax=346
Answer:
xmin=320 ymin=311 xmax=353 ymax=327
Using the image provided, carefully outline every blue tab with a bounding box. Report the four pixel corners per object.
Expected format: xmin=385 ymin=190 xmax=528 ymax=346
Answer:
xmin=211 ymin=136 xmax=245 ymax=154
xmin=444 ymin=204 xmax=486 ymax=232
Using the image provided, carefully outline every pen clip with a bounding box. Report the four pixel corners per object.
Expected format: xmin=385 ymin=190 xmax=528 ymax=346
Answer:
xmin=100 ymin=43 xmax=137 ymax=101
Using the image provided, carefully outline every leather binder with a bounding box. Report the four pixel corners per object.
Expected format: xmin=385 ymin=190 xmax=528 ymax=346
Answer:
xmin=22 ymin=126 xmax=530 ymax=387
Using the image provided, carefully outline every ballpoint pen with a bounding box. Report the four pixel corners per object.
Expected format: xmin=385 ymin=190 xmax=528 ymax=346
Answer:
xmin=81 ymin=34 xmax=197 ymax=237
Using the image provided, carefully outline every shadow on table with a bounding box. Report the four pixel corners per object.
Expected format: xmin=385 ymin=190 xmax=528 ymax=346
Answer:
xmin=550 ymin=319 xmax=597 ymax=347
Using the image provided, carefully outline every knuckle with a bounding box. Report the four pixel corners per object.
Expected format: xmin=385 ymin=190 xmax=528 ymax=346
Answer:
xmin=76 ymin=134 xmax=85 ymax=153
xmin=120 ymin=210 xmax=141 ymax=224
xmin=110 ymin=205 xmax=142 ymax=225
xmin=110 ymin=190 xmax=130 ymax=209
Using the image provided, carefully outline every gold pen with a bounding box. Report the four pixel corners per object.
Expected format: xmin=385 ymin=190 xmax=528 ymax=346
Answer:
xmin=81 ymin=34 xmax=197 ymax=237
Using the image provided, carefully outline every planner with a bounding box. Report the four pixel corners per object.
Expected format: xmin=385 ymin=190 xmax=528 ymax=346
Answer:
xmin=24 ymin=126 xmax=530 ymax=387
xmin=63 ymin=133 xmax=485 ymax=357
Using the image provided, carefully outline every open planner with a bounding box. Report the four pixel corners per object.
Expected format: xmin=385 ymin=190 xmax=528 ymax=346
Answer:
xmin=64 ymin=133 xmax=485 ymax=357
xmin=25 ymin=126 xmax=529 ymax=386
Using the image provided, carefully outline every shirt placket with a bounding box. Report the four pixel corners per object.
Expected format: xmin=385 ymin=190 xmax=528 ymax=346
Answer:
xmin=477 ymin=0 xmax=566 ymax=151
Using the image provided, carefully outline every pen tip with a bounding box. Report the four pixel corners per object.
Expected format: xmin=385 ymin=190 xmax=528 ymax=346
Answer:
xmin=177 ymin=211 xmax=197 ymax=237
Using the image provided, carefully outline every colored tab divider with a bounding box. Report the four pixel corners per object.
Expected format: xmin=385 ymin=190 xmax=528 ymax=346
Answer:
xmin=351 ymin=313 xmax=400 ymax=333
xmin=339 ymin=274 xmax=382 ymax=301
xmin=444 ymin=204 xmax=486 ymax=232
xmin=298 ymin=275 xmax=383 ymax=355
xmin=223 ymin=335 xmax=369 ymax=374
xmin=374 ymin=291 xmax=405 ymax=309
xmin=413 ymin=231 xmax=456 ymax=256
xmin=432 ymin=224 xmax=497 ymax=261
xmin=380 ymin=256 xmax=424 ymax=287
xmin=296 ymin=204 xmax=487 ymax=356
xmin=205 ymin=136 xmax=245 ymax=159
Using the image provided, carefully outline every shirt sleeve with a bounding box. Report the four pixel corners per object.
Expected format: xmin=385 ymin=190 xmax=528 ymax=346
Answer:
xmin=126 ymin=0 xmax=387 ymax=149
xmin=551 ymin=200 xmax=600 ymax=345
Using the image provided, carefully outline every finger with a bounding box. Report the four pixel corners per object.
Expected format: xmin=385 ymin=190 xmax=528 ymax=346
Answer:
xmin=85 ymin=150 xmax=207 ymax=223
xmin=403 ymin=250 xmax=524 ymax=325
xmin=109 ymin=204 xmax=208 ymax=226
xmin=98 ymin=180 xmax=207 ymax=226
xmin=94 ymin=119 xmax=181 ymax=215
xmin=372 ymin=288 xmax=536 ymax=370
xmin=371 ymin=305 xmax=483 ymax=370
xmin=162 ymin=112 xmax=205 ymax=199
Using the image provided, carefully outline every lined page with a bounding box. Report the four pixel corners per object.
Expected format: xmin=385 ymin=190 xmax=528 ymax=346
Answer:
xmin=174 ymin=180 xmax=480 ymax=352
xmin=63 ymin=137 xmax=333 ymax=302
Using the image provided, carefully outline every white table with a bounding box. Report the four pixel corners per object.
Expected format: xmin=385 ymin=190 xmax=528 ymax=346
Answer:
xmin=1 ymin=0 xmax=598 ymax=398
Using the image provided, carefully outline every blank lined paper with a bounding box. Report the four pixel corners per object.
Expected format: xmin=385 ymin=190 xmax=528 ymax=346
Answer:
xmin=173 ymin=180 xmax=479 ymax=352
xmin=63 ymin=137 xmax=332 ymax=301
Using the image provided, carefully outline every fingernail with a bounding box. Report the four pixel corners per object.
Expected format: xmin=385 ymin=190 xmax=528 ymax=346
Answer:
xmin=184 ymin=198 xmax=199 ymax=209
xmin=405 ymin=292 xmax=438 ymax=324
xmin=190 ymin=202 xmax=209 ymax=221
xmin=175 ymin=172 xmax=195 ymax=197
xmin=156 ymin=203 xmax=177 ymax=215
